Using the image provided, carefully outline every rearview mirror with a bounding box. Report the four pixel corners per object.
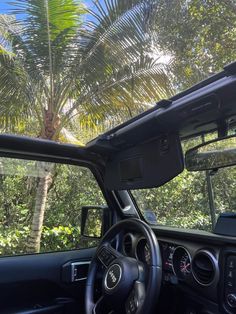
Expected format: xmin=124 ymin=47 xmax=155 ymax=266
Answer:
xmin=185 ymin=135 xmax=236 ymax=171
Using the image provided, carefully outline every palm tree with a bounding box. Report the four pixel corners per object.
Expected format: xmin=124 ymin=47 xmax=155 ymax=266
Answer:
xmin=0 ymin=0 xmax=173 ymax=252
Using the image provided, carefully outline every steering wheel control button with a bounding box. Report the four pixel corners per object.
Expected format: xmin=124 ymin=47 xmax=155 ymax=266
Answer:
xmin=227 ymin=256 xmax=236 ymax=270
xmin=98 ymin=248 xmax=115 ymax=266
xmin=227 ymin=294 xmax=236 ymax=308
xmin=105 ymin=264 xmax=122 ymax=290
xmin=227 ymin=280 xmax=234 ymax=289
xmin=229 ymin=260 xmax=236 ymax=269
xmin=228 ymin=270 xmax=234 ymax=278
xmin=126 ymin=290 xmax=138 ymax=314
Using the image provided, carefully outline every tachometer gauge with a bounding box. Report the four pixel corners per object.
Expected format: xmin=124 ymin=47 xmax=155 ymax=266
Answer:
xmin=172 ymin=246 xmax=191 ymax=280
xmin=136 ymin=238 xmax=151 ymax=265
xmin=144 ymin=243 xmax=151 ymax=264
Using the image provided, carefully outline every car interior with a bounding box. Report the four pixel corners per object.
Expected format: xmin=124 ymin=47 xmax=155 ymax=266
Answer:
xmin=0 ymin=61 xmax=236 ymax=314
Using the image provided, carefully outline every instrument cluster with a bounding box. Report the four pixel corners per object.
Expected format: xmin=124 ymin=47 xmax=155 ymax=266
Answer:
xmin=123 ymin=235 xmax=218 ymax=289
xmin=122 ymin=234 xmax=193 ymax=275
xmin=160 ymin=242 xmax=192 ymax=280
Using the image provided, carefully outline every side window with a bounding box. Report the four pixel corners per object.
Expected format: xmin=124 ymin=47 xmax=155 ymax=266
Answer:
xmin=0 ymin=157 xmax=107 ymax=256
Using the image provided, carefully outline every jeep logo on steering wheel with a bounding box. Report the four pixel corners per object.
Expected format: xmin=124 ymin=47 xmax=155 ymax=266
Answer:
xmin=105 ymin=264 xmax=122 ymax=290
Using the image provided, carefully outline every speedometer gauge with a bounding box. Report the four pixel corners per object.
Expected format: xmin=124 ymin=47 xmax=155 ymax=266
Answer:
xmin=180 ymin=252 xmax=191 ymax=275
xmin=172 ymin=246 xmax=191 ymax=280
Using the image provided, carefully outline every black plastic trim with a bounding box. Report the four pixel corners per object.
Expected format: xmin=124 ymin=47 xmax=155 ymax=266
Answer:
xmin=152 ymin=225 xmax=236 ymax=246
xmin=87 ymin=74 xmax=236 ymax=155
xmin=0 ymin=248 xmax=96 ymax=283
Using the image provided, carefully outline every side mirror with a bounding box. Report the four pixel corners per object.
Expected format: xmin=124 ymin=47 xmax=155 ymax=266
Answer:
xmin=81 ymin=205 xmax=110 ymax=239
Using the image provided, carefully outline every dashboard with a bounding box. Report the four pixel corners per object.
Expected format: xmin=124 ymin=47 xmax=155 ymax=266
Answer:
xmin=122 ymin=233 xmax=219 ymax=287
xmin=121 ymin=230 xmax=236 ymax=314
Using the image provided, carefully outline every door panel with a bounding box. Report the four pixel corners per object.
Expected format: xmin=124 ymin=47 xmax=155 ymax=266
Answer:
xmin=0 ymin=248 xmax=96 ymax=314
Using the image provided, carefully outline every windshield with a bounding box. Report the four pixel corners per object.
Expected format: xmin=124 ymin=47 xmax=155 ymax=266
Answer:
xmin=132 ymin=135 xmax=236 ymax=232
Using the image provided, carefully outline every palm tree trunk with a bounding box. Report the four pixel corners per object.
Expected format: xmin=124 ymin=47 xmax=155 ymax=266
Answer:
xmin=26 ymin=110 xmax=59 ymax=253
xmin=26 ymin=173 xmax=52 ymax=253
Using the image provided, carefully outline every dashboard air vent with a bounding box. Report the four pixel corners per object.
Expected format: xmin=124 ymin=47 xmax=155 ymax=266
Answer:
xmin=123 ymin=234 xmax=133 ymax=255
xmin=192 ymin=250 xmax=216 ymax=285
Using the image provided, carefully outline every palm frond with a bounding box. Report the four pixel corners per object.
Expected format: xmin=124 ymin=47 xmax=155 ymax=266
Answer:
xmin=8 ymin=0 xmax=85 ymax=74
xmin=60 ymin=127 xmax=84 ymax=145
xmin=0 ymin=0 xmax=173 ymax=141
xmin=0 ymin=13 xmax=50 ymax=99
xmin=55 ymin=0 xmax=172 ymax=131
xmin=58 ymin=55 xmax=173 ymax=133
xmin=0 ymin=52 xmax=31 ymax=129
xmin=67 ymin=0 xmax=157 ymax=79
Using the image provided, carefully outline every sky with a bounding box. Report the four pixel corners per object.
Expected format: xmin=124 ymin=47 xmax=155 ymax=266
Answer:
xmin=0 ymin=0 xmax=99 ymax=13
xmin=0 ymin=1 xmax=10 ymax=13
xmin=0 ymin=0 xmax=104 ymax=26
xmin=0 ymin=0 xmax=105 ymax=25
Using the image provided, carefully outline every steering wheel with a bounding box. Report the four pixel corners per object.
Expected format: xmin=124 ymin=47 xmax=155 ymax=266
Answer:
xmin=85 ymin=218 xmax=162 ymax=314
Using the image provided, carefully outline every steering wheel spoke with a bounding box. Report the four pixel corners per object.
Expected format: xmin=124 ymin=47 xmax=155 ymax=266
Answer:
xmin=97 ymin=243 xmax=123 ymax=268
xmin=125 ymin=281 xmax=146 ymax=314
xmin=92 ymin=295 xmax=110 ymax=314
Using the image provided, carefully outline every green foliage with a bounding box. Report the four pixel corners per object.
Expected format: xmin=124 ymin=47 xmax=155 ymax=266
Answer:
xmin=0 ymin=227 xmax=29 ymax=255
xmin=133 ymin=169 xmax=212 ymax=231
xmin=0 ymin=160 xmax=105 ymax=256
xmin=153 ymin=0 xmax=236 ymax=91
xmin=41 ymin=225 xmax=81 ymax=252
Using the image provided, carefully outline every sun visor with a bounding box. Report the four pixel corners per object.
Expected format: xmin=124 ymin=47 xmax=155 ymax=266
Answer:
xmin=104 ymin=134 xmax=184 ymax=190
